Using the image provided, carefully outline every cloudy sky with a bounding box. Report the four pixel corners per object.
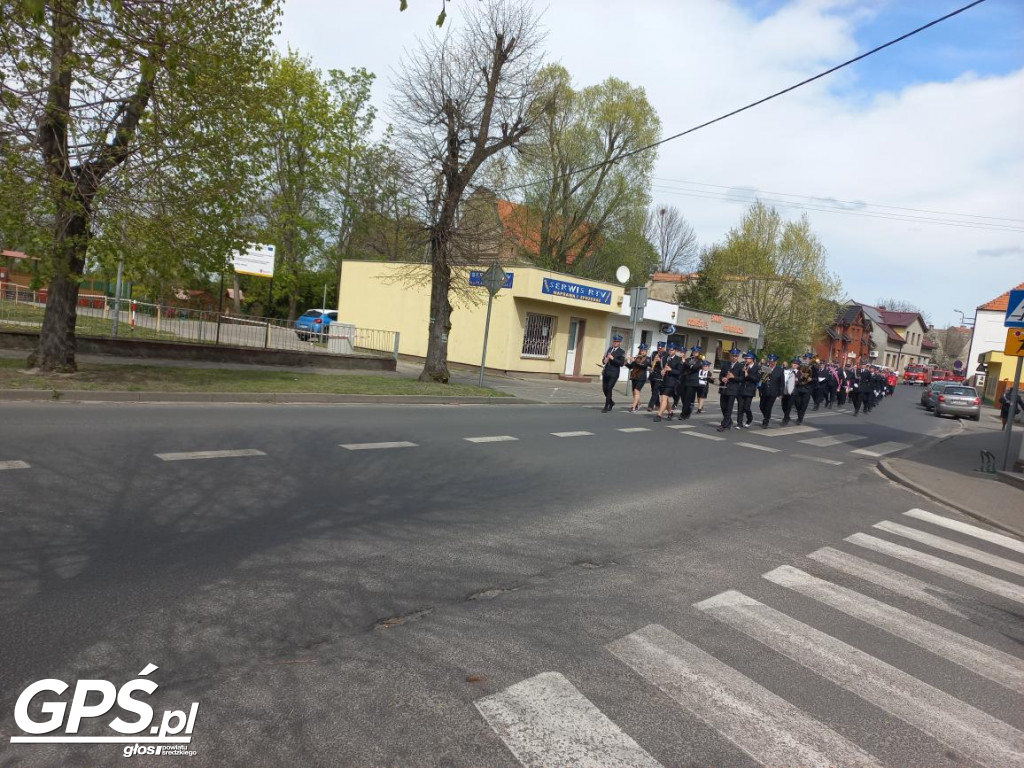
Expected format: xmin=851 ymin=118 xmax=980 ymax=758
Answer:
xmin=278 ymin=0 xmax=1024 ymax=328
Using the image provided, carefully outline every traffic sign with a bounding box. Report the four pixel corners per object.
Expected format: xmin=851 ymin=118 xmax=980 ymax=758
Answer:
xmin=953 ymin=360 xmax=963 ymax=370
xmin=1005 ymin=328 xmax=1024 ymax=357
xmin=1005 ymin=289 xmax=1024 ymax=327
xmin=480 ymin=263 xmax=508 ymax=296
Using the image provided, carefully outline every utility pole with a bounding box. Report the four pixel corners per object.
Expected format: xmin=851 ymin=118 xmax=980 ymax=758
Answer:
xmin=111 ymin=252 xmax=125 ymax=338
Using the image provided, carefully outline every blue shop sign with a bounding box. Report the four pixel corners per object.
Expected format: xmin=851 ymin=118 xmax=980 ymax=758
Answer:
xmin=541 ymin=277 xmax=612 ymax=305
xmin=469 ymin=270 xmax=514 ymax=289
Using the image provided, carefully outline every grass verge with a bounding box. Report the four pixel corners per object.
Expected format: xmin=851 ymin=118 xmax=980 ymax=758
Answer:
xmin=0 ymin=357 xmax=510 ymax=397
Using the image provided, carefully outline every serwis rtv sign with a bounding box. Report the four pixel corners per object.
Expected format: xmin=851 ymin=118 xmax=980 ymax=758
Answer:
xmin=10 ymin=663 xmax=199 ymax=757
xmin=541 ymin=278 xmax=612 ymax=305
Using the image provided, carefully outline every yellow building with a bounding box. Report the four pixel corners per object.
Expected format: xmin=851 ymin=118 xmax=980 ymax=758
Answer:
xmin=980 ymin=349 xmax=1023 ymax=403
xmin=338 ymin=261 xmax=628 ymax=377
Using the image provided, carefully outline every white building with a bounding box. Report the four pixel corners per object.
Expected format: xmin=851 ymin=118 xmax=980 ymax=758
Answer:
xmin=965 ymin=282 xmax=1024 ymax=382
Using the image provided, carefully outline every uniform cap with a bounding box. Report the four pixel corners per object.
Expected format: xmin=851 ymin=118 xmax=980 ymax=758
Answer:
xmin=791 ymin=357 xmax=802 ymax=364
xmin=701 ymin=360 xmax=711 ymax=367
xmin=667 ymin=342 xmax=678 ymax=350
xmin=742 ymin=351 xmax=756 ymax=359
xmin=729 ymin=347 xmax=742 ymax=355
xmin=768 ymin=353 xmax=778 ymax=361
xmin=690 ymin=345 xmax=702 ymax=352
xmin=638 ymin=343 xmax=648 ymax=350
xmin=656 ymin=341 xmax=666 ymax=348
xmin=612 ymin=335 xmax=623 ymax=342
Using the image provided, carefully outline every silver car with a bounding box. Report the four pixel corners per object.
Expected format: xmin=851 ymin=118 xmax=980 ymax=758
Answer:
xmin=920 ymin=381 xmax=946 ymax=411
xmin=934 ymin=385 xmax=981 ymax=421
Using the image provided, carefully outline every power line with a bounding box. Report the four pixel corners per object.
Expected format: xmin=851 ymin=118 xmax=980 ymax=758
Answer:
xmin=495 ymin=0 xmax=989 ymax=195
xmin=652 ymin=176 xmax=1024 ymax=225
xmin=648 ymin=184 xmax=1024 ymax=233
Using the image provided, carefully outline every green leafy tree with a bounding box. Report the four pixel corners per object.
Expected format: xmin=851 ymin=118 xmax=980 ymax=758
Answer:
xmin=508 ymin=64 xmax=660 ymax=277
xmin=687 ymin=202 xmax=841 ymax=361
xmin=1 ymin=0 xmax=280 ymax=371
xmin=676 ymin=245 xmax=726 ymax=313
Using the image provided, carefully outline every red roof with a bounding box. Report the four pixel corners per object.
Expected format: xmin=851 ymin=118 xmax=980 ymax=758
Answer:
xmin=877 ymin=310 xmax=925 ymax=329
xmin=978 ymin=282 xmax=1024 ymax=312
xmin=921 ymin=338 xmax=938 ymax=349
xmin=878 ymin=323 xmax=905 ymax=344
xmin=651 ymin=272 xmax=698 ymax=283
xmin=497 ymin=200 xmax=593 ymax=265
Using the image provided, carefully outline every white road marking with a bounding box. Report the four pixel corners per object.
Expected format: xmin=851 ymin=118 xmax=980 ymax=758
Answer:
xmin=764 ymin=565 xmax=1024 ymax=695
xmin=474 ymin=672 xmax=663 ymax=768
xmin=798 ymin=433 xmax=867 ymax=447
xmin=617 ymin=427 xmax=651 ymax=433
xmin=0 ymin=460 xmax=30 ymax=470
xmin=551 ymin=431 xmax=594 ymax=438
xmin=695 ymin=590 xmax=1024 ymax=768
xmin=339 ymin=441 xmax=418 ymax=451
xmin=904 ymin=509 xmax=1024 ymax=555
xmin=155 ymin=449 xmax=266 ymax=461
xmin=807 ymin=547 xmax=965 ymax=616
xmin=682 ymin=432 xmax=726 ymax=441
xmin=846 ymin=533 xmax=1024 ymax=606
xmin=608 ymin=624 xmax=881 ymax=768
xmin=736 ymin=442 xmax=780 ymax=453
xmin=804 ymin=409 xmax=849 ymax=419
xmin=873 ymin=520 xmax=1024 ymax=578
xmin=465 ymin=435 xmax=519 ymax=443
xmin=665 ymin=424 xmax=697 ymax=430
xmin=791 ymin=454 xmax=844 ymax=466
xmin=750 ymin=425 xmax=820 ymax=437
xmin=851 ymin=441 xmax=909 ymax=457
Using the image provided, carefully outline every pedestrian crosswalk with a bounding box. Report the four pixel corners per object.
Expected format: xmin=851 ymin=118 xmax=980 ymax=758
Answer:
xmin=475 ymin=508 xmax=1024 ymax=768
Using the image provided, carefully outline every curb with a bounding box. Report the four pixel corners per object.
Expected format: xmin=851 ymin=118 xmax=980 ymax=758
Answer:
xmin=0 ymin=389 xmax=537 ymax=405
xmin=877 ymin=458 xmax=1024 ymax=539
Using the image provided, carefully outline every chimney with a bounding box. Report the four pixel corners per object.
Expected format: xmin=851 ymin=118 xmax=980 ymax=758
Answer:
xmin=878 ymin=305 xmax=887 ymax=311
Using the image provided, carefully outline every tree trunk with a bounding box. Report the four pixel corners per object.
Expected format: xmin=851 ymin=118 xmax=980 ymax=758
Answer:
xmin=28 ymin=208 xmax=89 ymax=372
xmin=419 ymin=240 xmax=452 ymax=383
xmin=232 ymin=273 xmax=241 ymax=313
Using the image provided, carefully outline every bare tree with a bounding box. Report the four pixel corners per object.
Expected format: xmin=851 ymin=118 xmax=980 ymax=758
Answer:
xmin=874 ymin=297 xmax=932 ymax=326
xmin=390 ymin=0 xmax=545 ymax=383
xmin=645 ymin=204 xmax=698 ymax=274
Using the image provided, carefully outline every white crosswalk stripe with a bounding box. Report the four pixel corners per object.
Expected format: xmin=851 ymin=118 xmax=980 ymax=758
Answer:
xmin=0 ymin=460 xmax=31 ymax=470
xmin=873 ymin=520 xmax=1024 ymax=578
xmin=474 ymin=672 xmax=662 ymax=768
xmin=764 ymin=565 xmax=1024 ymax=694
xmin=665 ymin=424 xmax=696 ymax=430
xmin=791 ymin=454 xmax=844 ymax=466
xmin=608 ymin=624 xmax=881 ymax=768
xmin=846 ymin=533 xmax=1024 ymax=605
xmin=903 ymin=509 xmax=1024 ymax=555
xmin=682 ymin=431 xmax=726 ymax=441
xmin=617 ymin=427 xmax=652 ymax=433
xmin=339 ymin=441 xmax=417 ymax=451
xmin=850 ymin=441 xmax=909 ymax=457
xmin=806 ymin=546 xmax=966 ymax=616
xmin=465 ymin=435 xmax=519 ymax=443
xmin=551 ymin=431 xmax=594 ymax=438
xmin=798 ymin=433 xmax=866 ymax=447
xmin=155 ymin=449 xmax=266 ymax=461
xmin=750 ymin=425 xmax=819 ymax=437
xmin=736 ymin=442 xmax=780 ymax=453
xmin=694 ymin=590 xmax=1024 ymax=768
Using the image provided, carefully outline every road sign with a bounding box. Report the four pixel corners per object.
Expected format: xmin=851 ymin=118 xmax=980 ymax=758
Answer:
xmin=1004 ymin=328 xmax=1024 ymax=357
xmin=628 ymin=286 xmax=648 ymax=324
xmin=1005 ymin=289 xmax=1024 ymax=327
xmin=480 ymin=263 xmax=508 ymax=296
xmin=953 ymin=360 xmax=963 ymax=370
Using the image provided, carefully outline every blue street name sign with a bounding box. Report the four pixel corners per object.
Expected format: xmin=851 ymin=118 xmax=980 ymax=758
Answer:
xmin=469 ymin=270 xmax=514 ymax=289
xmin=541 ymin=278 xmax=612 ymax=305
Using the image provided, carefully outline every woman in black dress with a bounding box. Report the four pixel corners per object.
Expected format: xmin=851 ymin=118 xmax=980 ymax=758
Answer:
xmin=628 ymin=344 xmax=651 ymax=412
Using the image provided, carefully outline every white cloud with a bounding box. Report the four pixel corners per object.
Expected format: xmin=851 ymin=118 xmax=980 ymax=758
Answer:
xmin=277 ymin=0 xmax=1024 ymax=325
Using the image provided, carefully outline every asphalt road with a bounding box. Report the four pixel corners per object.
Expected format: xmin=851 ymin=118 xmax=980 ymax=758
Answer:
xmin=1 ymin=387 xmax=1022 ymax=767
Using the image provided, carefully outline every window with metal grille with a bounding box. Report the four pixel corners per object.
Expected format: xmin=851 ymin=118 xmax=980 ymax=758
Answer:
xmin=522 ymin=313 xmax=555 ymax=357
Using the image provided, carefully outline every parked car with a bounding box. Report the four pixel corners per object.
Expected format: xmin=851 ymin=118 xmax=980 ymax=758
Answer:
xmin=903 ymin=364 xmax=932 ymax=386
xmin=295 ymin=308 xmax=338 ymax=341
xmin=934 ymin=385 xmax=982 ymax=421
xmin=920 ymin=381 xmax=947 ymax=410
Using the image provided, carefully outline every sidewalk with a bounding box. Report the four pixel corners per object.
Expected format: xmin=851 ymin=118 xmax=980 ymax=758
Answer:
xmin=879 ymin=421 xmax=1024 ymax=538
xmin=396 ymin=360 xmax=609 ymax=405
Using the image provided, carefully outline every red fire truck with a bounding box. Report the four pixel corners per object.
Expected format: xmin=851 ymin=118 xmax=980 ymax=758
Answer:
xmin=902 ymin=364 xmax=932 ymax=386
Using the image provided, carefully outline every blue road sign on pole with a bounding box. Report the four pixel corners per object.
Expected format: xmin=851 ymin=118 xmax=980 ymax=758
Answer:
xmin=1005 ymin=289 xmax=1024 ymax=328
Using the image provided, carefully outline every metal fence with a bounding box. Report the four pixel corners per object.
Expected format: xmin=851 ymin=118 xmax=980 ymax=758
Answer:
xmin=0 ymin=281 xmax=399 ymax=360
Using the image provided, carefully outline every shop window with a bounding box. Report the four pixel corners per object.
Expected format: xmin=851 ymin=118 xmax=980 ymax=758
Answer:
xmin=522 ymin=312 xmax=555 ymax=357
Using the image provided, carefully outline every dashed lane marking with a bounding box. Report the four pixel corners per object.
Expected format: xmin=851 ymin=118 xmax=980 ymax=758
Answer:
xmin=551 ymin=431 xmax=594 ymax=438
xmin=155 ymin=449 xmax=267 ymax=462
xmin=0 ymin=460 xmax=31 ymax=470
xmin=850 ymin=441 xmax=909 ymax=457
xmin=339 ymin=441 xmax=418 ymax=451
xmin=682 ymin=432 xmax=726 ymax=442
xmin=665 ymin=424 xmax=697 ymax=430
xmin=617 ymin=427 xmax=651 ymax=433
xmin=791 ymin=454 xmax=843 ymax=466
xmin=798 ymin=433 xmax=866 ymax=447
xmin=465 ymin=435 xmax=519 ymax=443
xmin=736 ymin=442 xmax=780 ymax=453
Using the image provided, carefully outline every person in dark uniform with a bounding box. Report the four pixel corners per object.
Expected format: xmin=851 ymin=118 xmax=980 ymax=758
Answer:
xmin=859 ymin=361 xmax=875 ymax=414
xmin=696 ymin=359 xmax=712 ymax=413
xmin=837 ymin=364 xmax=851 ymax=407
xmin=824 ymin=363 xmax=839 ymax=409
xmin=738 ymin=351 xmax=760 ymax=429
xmin=655 ymin=343 xmax=683 ymax=422
xmin=780 ymin=358 xmax=797 ymax=425
xmin=716 ymin=348 xmax=744 ymax=432
xmin=850 ymin=362 xmax=864 ymax=416
xmin=647 ymin=342 xmax=665 ymax=411
xmin=600 ymin=335 xmax=626 ymax=412
xmin=627 ymin=344 xmax=651 ymax=412
xmin=759 ymin=353 xmax=784 ymax=428
xmin=680 ymin=345 xmax=703 ymax=420
xmin=793 ymin=359 xmax=813 ymax=425
xmin=810 ymin=355 xmax=824 ymax=411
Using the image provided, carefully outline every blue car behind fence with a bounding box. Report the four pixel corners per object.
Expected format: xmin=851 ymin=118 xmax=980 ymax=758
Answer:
xmin=295 ymin=309 xmax=338 ymax=341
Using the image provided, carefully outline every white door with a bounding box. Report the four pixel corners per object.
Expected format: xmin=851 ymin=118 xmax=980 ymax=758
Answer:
xmin=564 ymin=319 xmax=580 ymax=375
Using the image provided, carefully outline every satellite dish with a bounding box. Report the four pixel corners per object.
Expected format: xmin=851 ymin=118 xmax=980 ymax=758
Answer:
xmin=615 ymin=265 xmax=631 ymax=284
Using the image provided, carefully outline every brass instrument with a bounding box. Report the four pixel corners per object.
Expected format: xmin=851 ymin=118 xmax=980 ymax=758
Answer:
xmin=798 ymin=365 xmax=813 ymax=386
